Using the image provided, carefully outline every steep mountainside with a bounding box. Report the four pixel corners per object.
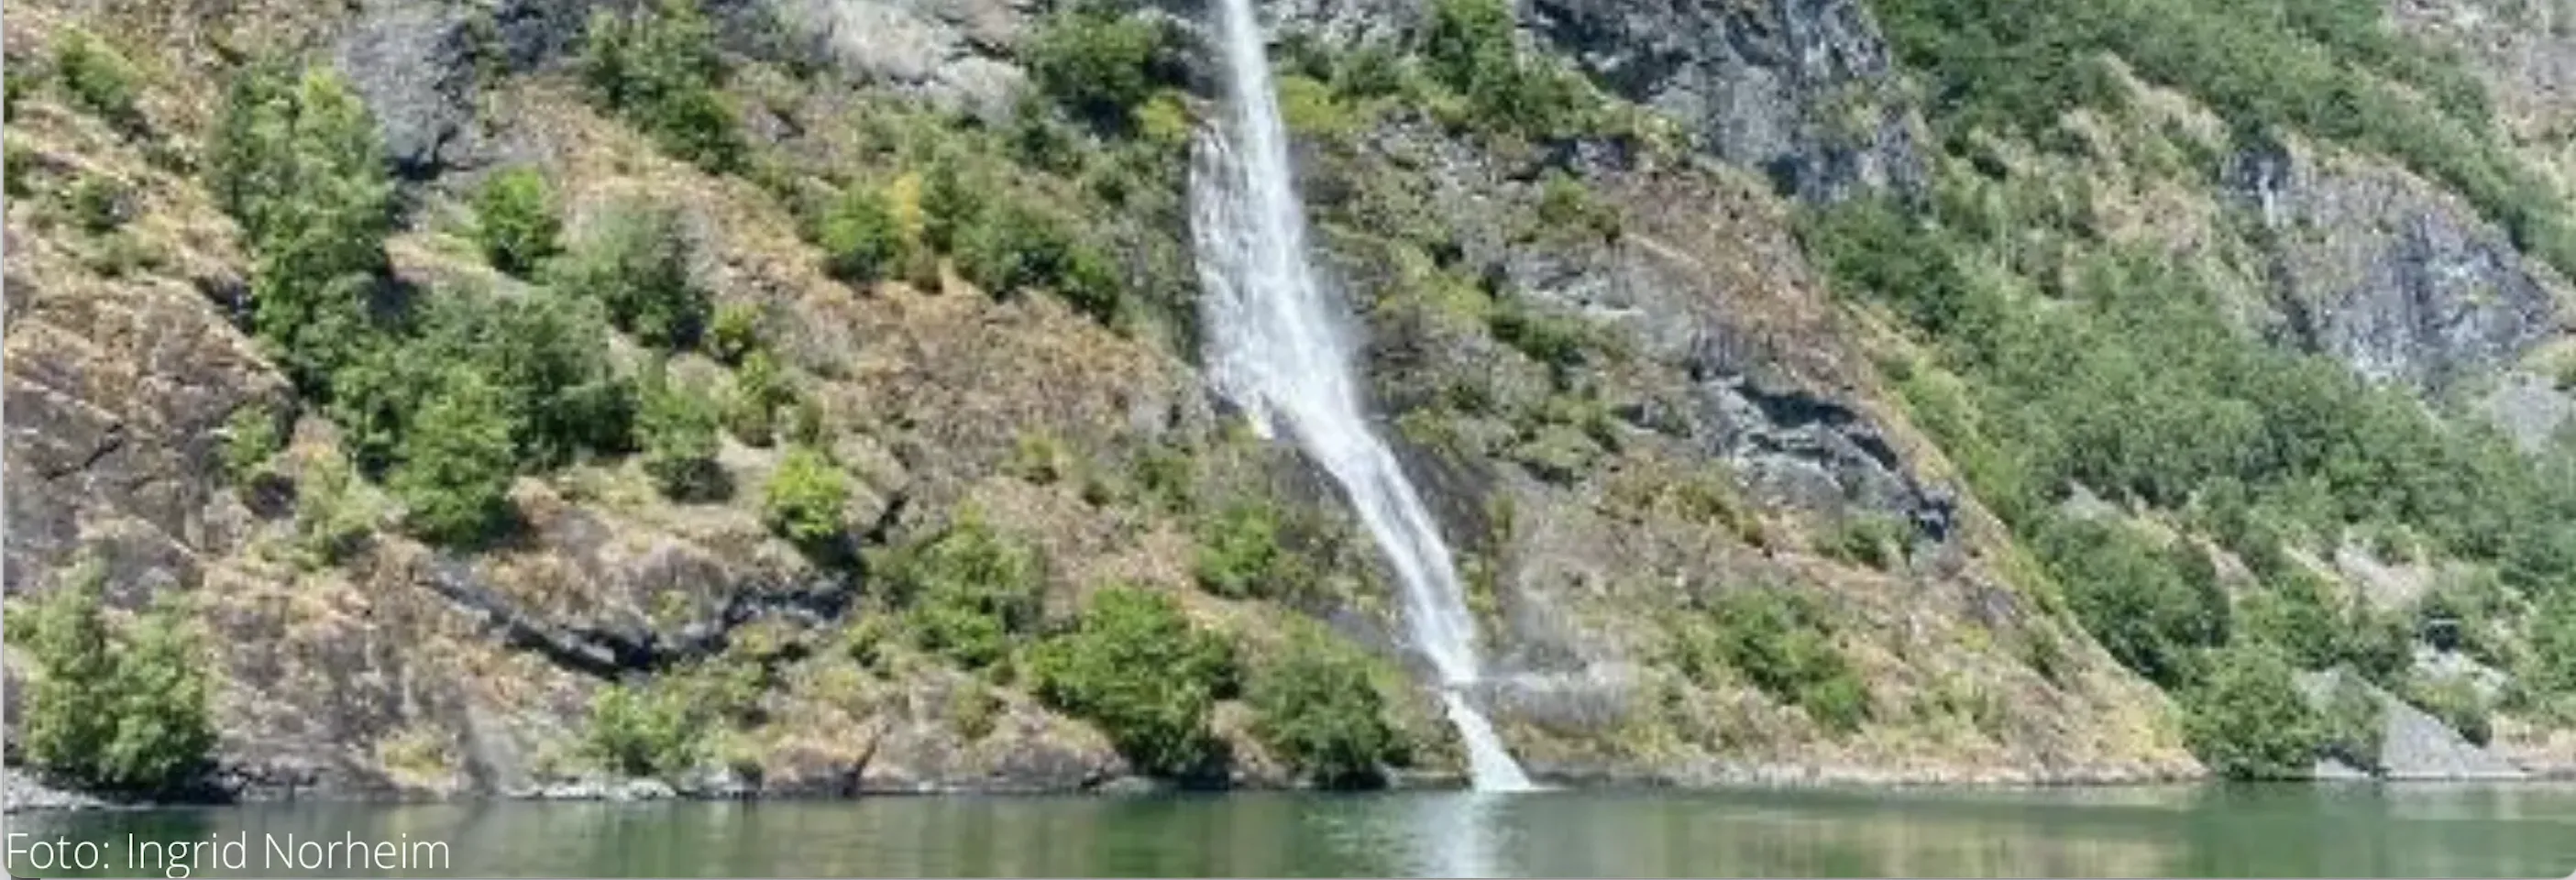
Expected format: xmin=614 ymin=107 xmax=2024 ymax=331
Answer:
xmin=3 ymin=0 xmax=2570 ymax=804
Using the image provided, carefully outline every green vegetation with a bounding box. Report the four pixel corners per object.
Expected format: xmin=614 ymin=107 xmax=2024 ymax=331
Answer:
xmin=1029 ymin=586 xmax=1238 ymax=778
xmin=208 ymin=60 xmax=395 ymax=390
xmin=2318 ymin=675 xmax=2385 ymax=773
xmin=1417 ymin=0 xmax=1593 ymax=138
xmin=473 ymin=167 xmax=563 ymax=278
xmin=1192 ymin=500 xmax=1303 ymax=600
xmin=761 ymin=446 xmax=849 ymax=551
xmin=1023 ymin=3 xmax=1180 ymax=131
xmin=820 ymin=185 xmax=908 ymax=284
xmin=708 ymin=302 xmax=764 ymax=366
xmin=20 ymin=559 xmax=217 ymax=794
xmin=1822 ymin=513 xmax=1910 ymax=571
xmin=580 ymin=0 xmax=745 ymax=171
xmin=293 ymin=454 xmax=379 ymax=567
xmin=884 ymin=519 xmax=1046 ymax=669
xmin=585 ymin=682 xmax=705 ymax=778
xmin=2402 ymin=676 xmax=2493 ymax=746
xmin=2180 ymin=645 xmax=2320 ymax=780
xmin=222 ymin=404 xmax=286 ymax=482
xmin=1669 ymin=588 xmax=1870 ymax=733
xmin=68 ymin=175 xmax=131 ymax=235
xmin=390 ymin=368 xmax=519 ymax=545
xmin=53 ymin=30 xmax=143 ymax=132
xmin=1249 ymin=622 xmax=1405 ymax=787
xmin=2035 ymin=519 xmax=2229 ymax=688
xmin=636 ymin=360 xmax=726 ymax=500
xmin=557 ymin=199 xmax=709 ymax=350
xmin=953 ymin=199 xmax=1121 ymax=324
xmin=725 ymin=351 xmax=796 ymax=446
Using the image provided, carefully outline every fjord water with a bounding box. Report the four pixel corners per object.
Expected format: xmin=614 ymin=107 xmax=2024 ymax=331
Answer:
xmin=14 ymin=786 xmax=2576 ymax=877
xmin=1187 ymin=0 xmax=1531 ymax=790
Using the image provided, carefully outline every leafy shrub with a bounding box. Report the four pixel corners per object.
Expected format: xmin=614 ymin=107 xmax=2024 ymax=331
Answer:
xmin=1029 ymin=586 xmax=1238 ymax=777
xmin=725 ymin=351 xmax=795 ymax=447
xmin=391 ymin=368 xmax=519 ymax=545
xmin=473 ymin=167 xmax=562 ymax=277
xmin=207 ymin=60 xmax=395 ymax=389
xmin=636 ymin=361 xmax=725 ymax=500
xmin=708 ymin=302 xmax=763 ymax=366
xmin=1669 ymin=588 xmax=1870 ymax=733
xmin=919 ymin=154 xmax=983 ymax=254
xmin=557 ymin=200 xmax=708 ymax=350
xmin=955 ymin=200 xmax=1122 ymax=324
xmin=1249 ymin=622 xmax=1404 ymax=787
xmin=761 ymin=446 xmax=849 ymax=551
xmin=1004 ymin=430 xmax=1072 ymax=485
xmin=1534 ymin=170 xmax=1619 ymax=241
xmin=294 ymin=453 xmax=378 ymax=566
xmin=67 ymin=175 xmax=132 ymax=235
xmin=2037 ymin=518 xmax=2230 ymax=688
xmin=53 ymin=30 xmax=143 ymax=131
xmin=222 ymin=404 xmax=286 ymax=482
xmin=1822 ymin=513 xmax=1910 ymax=571
xmin=1024 ymin=6 xmax=1176 ymax=129
xmin=2318 ymin=675 xmax=2385 ymax=774
xmin=21 ymin=559 xmax=217 ymax=794
xmin=1417 ymin=0 xmax=1590 ymax=138
xmin=887 ymin=519 xmax=1045 ymax=669
xmin=2180 ymin=644 xmax=2321 ymax=780
xmin=585 ymin=682 xmax=704 ymax=778
xmin=820 ymin=185 xmax=908 ymax=284
xmin=580 ymin=0 xmax=744 ymax=171
xmin=1193 ymin=500 xmax=1301 ymax=600
xmin=2403 ymin=676 xmax=2493 ymax=746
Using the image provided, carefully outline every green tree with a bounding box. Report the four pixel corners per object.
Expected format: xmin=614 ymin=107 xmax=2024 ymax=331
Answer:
xmin=1249 ymin=622 xmax=1404 ymax=787
xmin=820 ymin=185 xmax=908 ymax=284
xmin=1024 ymin=6 xmax=1174 ymax=128
xmin=2038 ymin=518 xmax=2230 ymax=688
xmin=473 ymin=167 xmax=562 ymax=277
xmin=1668 ymin=588 xmax=1871 ymax=733
xmin=557 ymin=200 xmax=709 ymax=350
xmin=580 ymin=0 xmax=744 ymax=171
xmin=2180 ymin=644 xmax=2321 ymax=780
xmin=21 ymin=558 xmax=217 ymax=794
xmin=635 ymin=359 xmax=725 ymax=500
xmin=708 ymin=301 xmax=763 ymax=366
xmin=1193 ymin=500 xmax=1299 ymax=600
xmin=585 ymin=682 xmax=704 ymax=778
xmin=391 ymin=368 xmax=520 ymax=544
xmin=207 ymin=61 xmax=395 ymax=389
xmin=761 ymin=446 xmax=849 ymax=551
xmin=1029 ymin=586 xmax=1238 ymax=777
xmin=886 ymin=519 xmax=1046 ymax=669
xmin=53 ymin=30 xmax=143 ymax=131
xmin=221 ymin=403 xmax=287 ymax=482
xmin=725 ymin=349 xmax=795 ymax=447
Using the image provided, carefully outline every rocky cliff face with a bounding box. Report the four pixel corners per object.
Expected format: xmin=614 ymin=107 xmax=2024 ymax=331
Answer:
xmin=17 ymin=0 xmax=2575 ymax=807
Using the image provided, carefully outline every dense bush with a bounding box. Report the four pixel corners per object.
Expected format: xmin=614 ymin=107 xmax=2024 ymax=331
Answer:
xmin=1822 ymin=513 xmax=1910 ymax=571
xmin=2180 ymin=644 xmax=2321 ymax=780
xmin=390 ymin=368 xmax=519 ymax=545
xmin=53 ymin=30 xmax=143 ymax=132
xmin=580 ymin=0 xmax=744 ymax=171
xmin=1023 ymin=5 xmax=1177 ymax=130
xmin=886 ymin=519 xmax=1046 ymax=669
xmin=708 ymin=302 xmax=764 ymax=366
xmin=2036 ymin=518 xmax=2230 ymax=688
xmin=21 ymin=559 xmax=217 ymax=794
xmin=725 ymin=350 xmax=796 ymax=446
xmin=1029 ymin=586 xmax=1238 ymax=777
xmin=1193 ymin=500 xmax=1299 ymax=600
xmin=2403 ymin=676 xmax=2493 ymax=746
xmin=1669 ymin=588 xmax=1870 ymax=733
xmin=820 ymin=185 xmax=908 ymax=284
xmin=557 ymin=200 xmax=709 ymax=350
xmin=222 ymin=404 xmax=286 ymax=482
xmin=955 ymin=200 xmax=1122 ymax=324
xmin=635 ymin=360 xmax=726 ymax=500
xmin=207 ymin=60 xmax=395 ymax=389
xmin=2318 ymin=675 xmax=2385 ymax=774
xmin=585 ymin=682 xmax=704 ymax=778
xmin=1417 ymin=0 xmax=1591 ymax=138
xmin=1249 ymin=622 xmax=1404 ymax=787
xmin=294 ymin=453 xmax=379 ymax=567
xmin=473 ymin=167 xmax=562 ymax=278
xmin=761 ymin=446 xmax=849 ymax=551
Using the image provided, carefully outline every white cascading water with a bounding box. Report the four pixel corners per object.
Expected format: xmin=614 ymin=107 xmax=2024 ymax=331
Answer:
xmin=1190 ymin=0 xmax=1535 ymax=793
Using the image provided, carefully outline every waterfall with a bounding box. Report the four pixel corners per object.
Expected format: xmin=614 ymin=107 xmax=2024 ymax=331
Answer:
xmin=1189 ymin=0 xmax=1535 ymax=793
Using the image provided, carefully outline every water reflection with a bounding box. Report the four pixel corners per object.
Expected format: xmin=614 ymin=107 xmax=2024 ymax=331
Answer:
xmin=8 ymin=784 xmax=2574 ymax=878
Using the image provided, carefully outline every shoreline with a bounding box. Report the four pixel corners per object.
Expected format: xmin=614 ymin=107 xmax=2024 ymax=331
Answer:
xmin=13 ymin=763 xmax=2573 ymax=815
